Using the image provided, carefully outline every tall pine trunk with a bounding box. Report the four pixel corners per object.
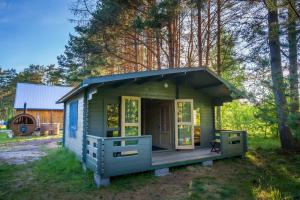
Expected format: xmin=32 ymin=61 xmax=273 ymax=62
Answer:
xmin=266 ymin=0 xmax=295 ymax=149
xmin=216 ymin=0 xmax=222 ymax=129
xmin=197 ymin=0 xmax=202 ymax=67
xmin=288 ymin=0 xmax=299 ymax=113
xmin=205 ymin=0 xmax=211 ymax=67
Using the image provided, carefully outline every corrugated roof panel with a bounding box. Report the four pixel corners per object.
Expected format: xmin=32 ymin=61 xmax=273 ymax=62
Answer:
xmin=14 ymin=83 xmax=73 ymax=110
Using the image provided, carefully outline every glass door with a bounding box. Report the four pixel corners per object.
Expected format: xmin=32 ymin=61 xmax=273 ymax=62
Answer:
xmin=121 ymin=96 xmax=141 ymax=137
xmin=175 ymin=99 xmax=194 ymax=149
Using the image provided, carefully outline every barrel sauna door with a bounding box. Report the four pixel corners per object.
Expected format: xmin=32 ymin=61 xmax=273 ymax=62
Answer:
xmin=11 ymin=114 xmax=37 ymax=136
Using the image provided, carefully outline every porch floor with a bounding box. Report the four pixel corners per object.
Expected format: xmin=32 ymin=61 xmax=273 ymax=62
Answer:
xmin=151 ymin=148 xmax=221 ymax=169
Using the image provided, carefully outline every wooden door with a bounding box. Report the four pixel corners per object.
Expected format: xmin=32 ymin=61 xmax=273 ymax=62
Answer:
xmin=159 ymin=102 xmax=172 ymax=149
xmin=175 ymin=99 xmax=194 ymax=149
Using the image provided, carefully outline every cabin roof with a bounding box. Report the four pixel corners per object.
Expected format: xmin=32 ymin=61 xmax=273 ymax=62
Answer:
xmin=57 ymin=67 xmax=244 ymax=104
xmin=14 ymin=83 xmax=73 ymax=110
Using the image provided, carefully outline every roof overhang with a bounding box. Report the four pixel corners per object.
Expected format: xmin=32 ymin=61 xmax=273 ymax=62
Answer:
xmin=57 ymin=67 xmax=244 ymax=105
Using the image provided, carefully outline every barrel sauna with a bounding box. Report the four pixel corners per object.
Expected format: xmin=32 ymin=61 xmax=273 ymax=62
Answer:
xmin=11 ymin=113 xmax=37 ymax=136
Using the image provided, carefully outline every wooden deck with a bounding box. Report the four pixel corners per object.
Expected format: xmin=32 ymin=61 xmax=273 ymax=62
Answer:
xmin=151 ymin=148 xmax=221 ymax=169
xmin=86 ymin=131 xmax=247 ymax=178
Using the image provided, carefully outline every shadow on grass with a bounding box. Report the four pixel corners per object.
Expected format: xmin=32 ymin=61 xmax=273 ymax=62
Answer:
xmin=187 ymin=142 xmax=300 ymax=199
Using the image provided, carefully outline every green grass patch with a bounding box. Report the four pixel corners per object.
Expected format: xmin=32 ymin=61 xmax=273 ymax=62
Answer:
xmin=0 ymin=148 xmax=95 ymax=200
xmin=187 ymin=136 xmax=300 ymax=200
xmin=0 ymin=131 xmax=61 ymax=144
xmin=248 ymin=135 xmax=280 ymax=150
xmin=0 ymin=136 xmax=299 ymax=200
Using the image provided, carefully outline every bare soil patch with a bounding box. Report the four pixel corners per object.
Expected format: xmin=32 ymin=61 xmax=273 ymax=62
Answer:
xmin=0 ymin=138 xmax=60 ymax=165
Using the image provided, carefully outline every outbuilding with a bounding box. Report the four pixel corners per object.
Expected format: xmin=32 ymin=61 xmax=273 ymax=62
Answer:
xmin=14 ymin=83 xmax=73 ymax=134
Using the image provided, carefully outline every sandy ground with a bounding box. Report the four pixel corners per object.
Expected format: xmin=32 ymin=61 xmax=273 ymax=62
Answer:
xmin=0 ymin=138 xmax=60 ymax=165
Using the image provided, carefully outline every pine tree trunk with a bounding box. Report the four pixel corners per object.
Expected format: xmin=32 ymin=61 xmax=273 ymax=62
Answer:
xmin=267 ymin=0 xmax=295 ymax=149
xmin=168 ymin=21 xmax=175 ymax=68
xmin=205 ymin=0 xmax=211 ymax=67
xmin=288 ymin=0 xmax=299 ymax=113
xmin=216 ymin=0 xmax=222 ymax=129
xmin=197 ymin=0 xmax=202 ymax=67
xmin=156 ymin=31 xmax=161 ymax=70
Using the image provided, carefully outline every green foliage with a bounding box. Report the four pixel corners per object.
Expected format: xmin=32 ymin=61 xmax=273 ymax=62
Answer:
xmin=221 ymin=100 xmax=278 ymax=137
xmin=0 ymin=64 xmax=65 ymax=120
xmin=137 ymin=0 xmax=181 ymax=29
xmin=288 ymin=112 xmax=300 ymax=139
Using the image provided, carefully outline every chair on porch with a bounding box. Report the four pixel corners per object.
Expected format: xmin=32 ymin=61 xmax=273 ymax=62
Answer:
xmin=210 ymin=132 xmax=221 ymax=153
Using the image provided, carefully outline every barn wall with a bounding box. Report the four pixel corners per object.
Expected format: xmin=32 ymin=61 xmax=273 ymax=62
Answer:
xmin=15 ymin=110 xmax=64 ymax=129
xmin=64 ymin=94 xmax=84 ymax=159
xmin=88 ymin=80 xmax=214 ymax=147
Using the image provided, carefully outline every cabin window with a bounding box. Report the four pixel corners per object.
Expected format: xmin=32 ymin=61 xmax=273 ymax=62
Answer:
xmin=175 ymin=99 xmax=194 ymax=149
xmin=121 ymin=96 xmax=141 ymax=137
xmin=106 ymin=103 xmax=120 ymax=137
xmin=193 ymin=108 xmax=201 ymax=146
xmin=177 ymin=102 xmax=192 ymax=123
xmin=69 ymin=100 xmax=78 ymax=138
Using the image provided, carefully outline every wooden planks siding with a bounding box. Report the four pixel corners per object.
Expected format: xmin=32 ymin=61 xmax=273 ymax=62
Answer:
xmin=88 ymin=92 xmax=104 ymax=137
xmin=88 ymin=80 xmax=215 ymax=147
xmin=15 ymin=109 xmax=64 ymax=129
xmin=64 ymin=95 xmax=84 ymax=159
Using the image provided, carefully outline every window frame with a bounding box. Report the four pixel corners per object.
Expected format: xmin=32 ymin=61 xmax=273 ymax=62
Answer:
xmin=69 ymin=100 xmax=78 ymax=138
xmin=121 ymin=96 xmax=141 ymax=137
xmin=104 ymin=100 xmax=121 ymax=137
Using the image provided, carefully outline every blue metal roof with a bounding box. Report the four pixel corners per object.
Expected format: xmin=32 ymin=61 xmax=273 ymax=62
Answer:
xmin=14 ymin=83 xmax=73 ymax=110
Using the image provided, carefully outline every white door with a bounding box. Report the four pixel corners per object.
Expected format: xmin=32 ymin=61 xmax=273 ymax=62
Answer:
xmin=175 ymin=99 xmax=194 ymax=149
xmin=121 ymin=96 xmax=141 ymax=137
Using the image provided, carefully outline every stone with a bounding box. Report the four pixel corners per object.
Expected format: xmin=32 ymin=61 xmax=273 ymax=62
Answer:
xmin=202 ymin=160 xmax=213 ymax=167
xmin=154 ymin=168 xmax=170 ymax=176
xmin=94 ymin=173 xmax=110 ymax=188
xmin=32 ymin=131 xmax=41 ymax=136
xmin=7 ymin=131 xmax=14 ymax=138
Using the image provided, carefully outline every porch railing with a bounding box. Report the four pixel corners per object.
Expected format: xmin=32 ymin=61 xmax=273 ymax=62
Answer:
xmin=215 ymin=130 xmax=248 ymax=157
xmin=86 ymin=135 xmax=152 ymax=178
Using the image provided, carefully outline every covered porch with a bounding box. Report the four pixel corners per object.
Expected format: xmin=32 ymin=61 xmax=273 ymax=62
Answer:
xmin=85 ymin=130 xmax=247 ymax=179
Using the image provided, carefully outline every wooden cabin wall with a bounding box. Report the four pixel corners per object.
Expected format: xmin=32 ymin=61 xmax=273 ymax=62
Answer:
xmin=15 ymin=110 xmax=64 ymax=129
xmin=64 ymin=94 xmax=84 ymax=160
xmin=87 ymin=80 xmax=214 ymax=147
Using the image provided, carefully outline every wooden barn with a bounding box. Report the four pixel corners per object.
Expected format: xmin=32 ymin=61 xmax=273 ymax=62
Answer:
xmin=14 ymin=83 xmax=73 ymax=133
xmin=57 ymin=67 xmax=247 ymax=187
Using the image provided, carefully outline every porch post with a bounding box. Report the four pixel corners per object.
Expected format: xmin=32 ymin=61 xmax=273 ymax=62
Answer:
xmin=62 ymin=103 xmax=66 ymax=147
xmin=82 ymin=89 xmax=88 ymax=169
xmin=94 ymin=138 xmax=110 ymax=187
xmin=212 ymin=105 xmax=216 ymax=138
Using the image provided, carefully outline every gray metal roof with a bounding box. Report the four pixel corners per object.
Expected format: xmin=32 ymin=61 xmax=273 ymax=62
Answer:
xmin=14 ymin=83 xmax=73 ymax=110
xmin=57 ymin=67 xmax=243 ymax=104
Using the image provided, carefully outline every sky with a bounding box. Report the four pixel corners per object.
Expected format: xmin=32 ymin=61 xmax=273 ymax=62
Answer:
xmin=0 ymin=0 xmax=75 ymax=71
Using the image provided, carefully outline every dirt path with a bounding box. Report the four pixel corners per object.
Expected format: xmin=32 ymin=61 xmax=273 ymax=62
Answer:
xmin=0 ymin=138 xmax=60 ymax=165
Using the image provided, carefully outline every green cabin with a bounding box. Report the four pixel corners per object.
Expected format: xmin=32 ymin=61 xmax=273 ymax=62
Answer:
xmin=57 ymin=67 xmax=247 ymax=187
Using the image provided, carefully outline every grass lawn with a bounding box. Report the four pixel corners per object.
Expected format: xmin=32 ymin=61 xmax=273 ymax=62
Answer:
xmin=0 ymin=130 xmax=62 ymax=144
xmin=0 ymin=135 xmax=300 ymax=200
